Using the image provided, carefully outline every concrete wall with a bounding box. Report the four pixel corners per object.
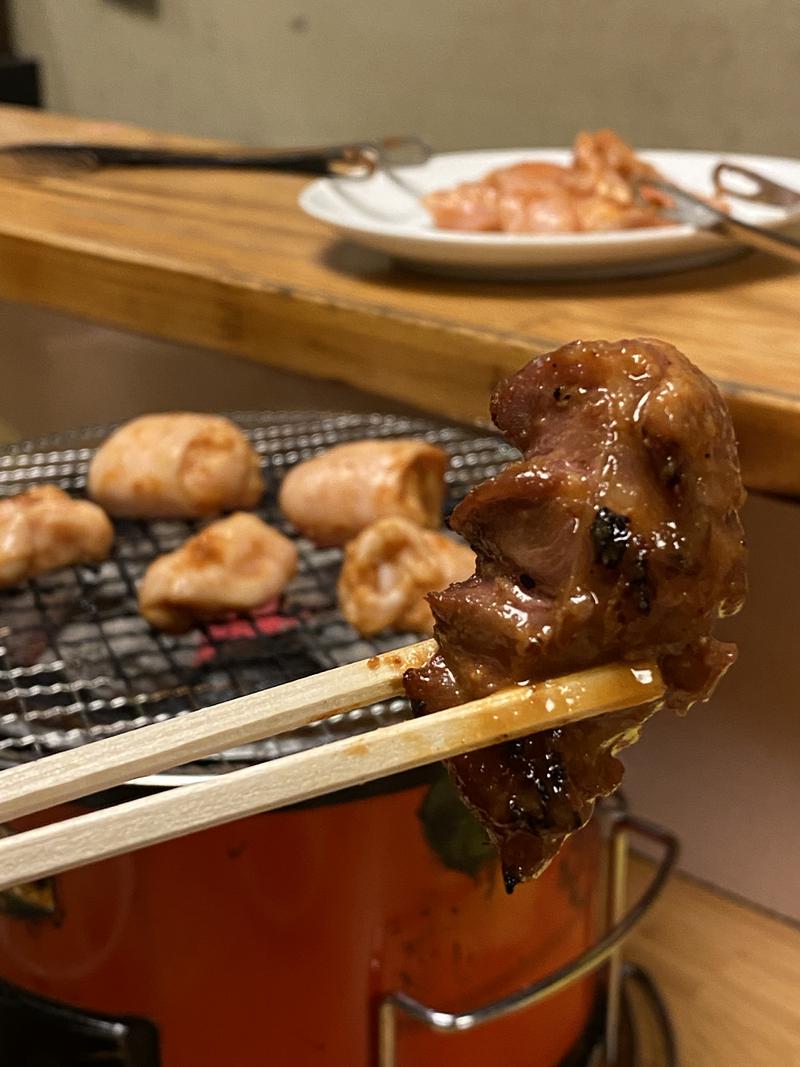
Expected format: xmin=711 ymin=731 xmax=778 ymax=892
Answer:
xmin=9 ymin=0 xmax=800 ymax=155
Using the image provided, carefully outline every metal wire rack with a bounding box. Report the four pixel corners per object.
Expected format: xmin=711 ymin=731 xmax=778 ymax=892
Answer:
xmin=0 ymin=411 xmax=518 ymax=780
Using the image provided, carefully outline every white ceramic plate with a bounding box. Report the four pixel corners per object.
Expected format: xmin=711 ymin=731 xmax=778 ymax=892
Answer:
xmin=299 ymin=148 xmax=800 ymax=280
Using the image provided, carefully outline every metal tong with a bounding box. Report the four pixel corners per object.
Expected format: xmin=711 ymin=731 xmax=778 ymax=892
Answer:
xmin=712 ymin=161 xmax=800 ymax=209
xmin=0 ymin=135 xmax=432 ymax=179
xmin=639 ymin=163 xmax=800 ymax=266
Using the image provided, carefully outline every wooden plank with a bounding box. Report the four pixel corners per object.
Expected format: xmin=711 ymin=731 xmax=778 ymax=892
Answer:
xmin=0 ymin=231 xmax=535 ymax=422
xmin=0 ymin=106 xmax=798 ymax=493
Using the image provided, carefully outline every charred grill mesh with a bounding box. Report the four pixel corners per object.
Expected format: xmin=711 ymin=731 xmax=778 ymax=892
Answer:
xmin=0 ymin=412 xmax=517 ymax=781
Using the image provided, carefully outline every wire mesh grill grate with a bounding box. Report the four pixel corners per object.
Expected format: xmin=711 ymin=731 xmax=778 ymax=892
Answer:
xmin=0 ymin=412 xmax=518 ymax=781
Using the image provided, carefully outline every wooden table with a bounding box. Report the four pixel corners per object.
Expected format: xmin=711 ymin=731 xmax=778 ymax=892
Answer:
xmin=0 ymin=106 xmax=798 ymax=495
xmin=628 ymin=858 xmax=800 ymax=1067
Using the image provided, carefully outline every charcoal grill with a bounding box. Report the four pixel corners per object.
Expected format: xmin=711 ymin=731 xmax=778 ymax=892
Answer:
xmin=0 ymin=412 xmax=520 ymax=780
xmin=0 ymin=411 xmax=678 ymax=1066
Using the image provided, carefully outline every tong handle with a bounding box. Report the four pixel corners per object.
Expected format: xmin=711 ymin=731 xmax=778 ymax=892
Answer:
xmin=643 ymin=177 xmax=800 ymax=267
xmin=93 ymin=144 xmax=376 ymax=176
xmin=712 ymin=210 xmax=800 ymax=265
xmin=0 ymin=136 xmax=433 ymax=180
xmin=0 ymin=141 xmax=381 ymax=178
xmin=713 ymin=162 xmax=800 ymax=208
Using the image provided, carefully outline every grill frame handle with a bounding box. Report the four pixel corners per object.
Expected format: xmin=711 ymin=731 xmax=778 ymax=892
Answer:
xmin=378 ymin=812 xmax=679 ymax=1067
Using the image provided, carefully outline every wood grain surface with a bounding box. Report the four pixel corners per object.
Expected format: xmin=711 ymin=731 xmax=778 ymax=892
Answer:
xmin=0 ymin=106 xmax=797 ymax=494
xmin=628 ymin=857 xmax=800 ymax=1067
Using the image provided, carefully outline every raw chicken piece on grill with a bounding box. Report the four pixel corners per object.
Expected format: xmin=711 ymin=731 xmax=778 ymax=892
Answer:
xmin=88 ymin=413 xmax=264 ymax=519
xmin=0 ymin=486 xmax=113 ymax=588
xmin=139 ymin=512 xmax=297 ymax=633
xmin=338 ymin=517 xmax=474 ymax=636
xmin=279 ymin=439 xmax=447 ymax=547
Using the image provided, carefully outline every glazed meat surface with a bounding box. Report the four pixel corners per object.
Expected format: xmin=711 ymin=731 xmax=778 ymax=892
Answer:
xmin=0 ymin=486 xmax=113 ymax=588
xmin=425 ymin=129 xmax=671 ymax=234
xmin=404 ymin=339 xmax=746 ymax=890
xmin=338 ymin=517 xmax=474 ymax=636
xmin=139 ymin=512 xmax=297 ymax=633
xmin=279 ymin=439 xmax=447 ymax=547
xmin=89 ymin=413 xmax=264 ymax=519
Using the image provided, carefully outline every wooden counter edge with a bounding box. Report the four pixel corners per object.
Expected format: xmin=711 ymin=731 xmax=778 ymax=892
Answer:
xmin=2 ymin=229 xmax=796 ymax=497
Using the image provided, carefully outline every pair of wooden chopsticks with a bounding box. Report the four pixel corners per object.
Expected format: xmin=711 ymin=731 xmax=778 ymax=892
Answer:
xmin=0 ymin=640 xmax=664 ymax=892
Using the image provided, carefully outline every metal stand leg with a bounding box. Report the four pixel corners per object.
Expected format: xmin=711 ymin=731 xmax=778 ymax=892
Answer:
xmin=605 ymin=816 xmax=630 ymax=1064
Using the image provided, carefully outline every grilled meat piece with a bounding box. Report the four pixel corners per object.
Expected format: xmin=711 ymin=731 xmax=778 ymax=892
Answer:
xmin=405 ymin=338 xmax=746 ymax=889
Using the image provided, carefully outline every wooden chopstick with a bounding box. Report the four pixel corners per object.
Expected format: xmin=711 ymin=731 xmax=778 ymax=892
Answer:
xmin=0 ymin=660 xmax=664 ymax=892
xmin=0 ymin=639 xmax=436 ymax=825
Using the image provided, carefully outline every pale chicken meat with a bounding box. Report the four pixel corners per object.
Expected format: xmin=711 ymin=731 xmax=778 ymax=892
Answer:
xmin=138 ymin=512 xmax=297 ymax=633
xmin=279 ymin=439 xmax=447 ymax=547
xmin=338 ymin=517 xmax=474 ymax=636
xmin=89 ymin=413 xmax=264 ymax=519
xmin=0 ymin=486 xmax=113 ymax=588
xmin=422 ymin=181 xmax=501 ymax=232
xmin=425 ymin=128 xmax=672 ymax=234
